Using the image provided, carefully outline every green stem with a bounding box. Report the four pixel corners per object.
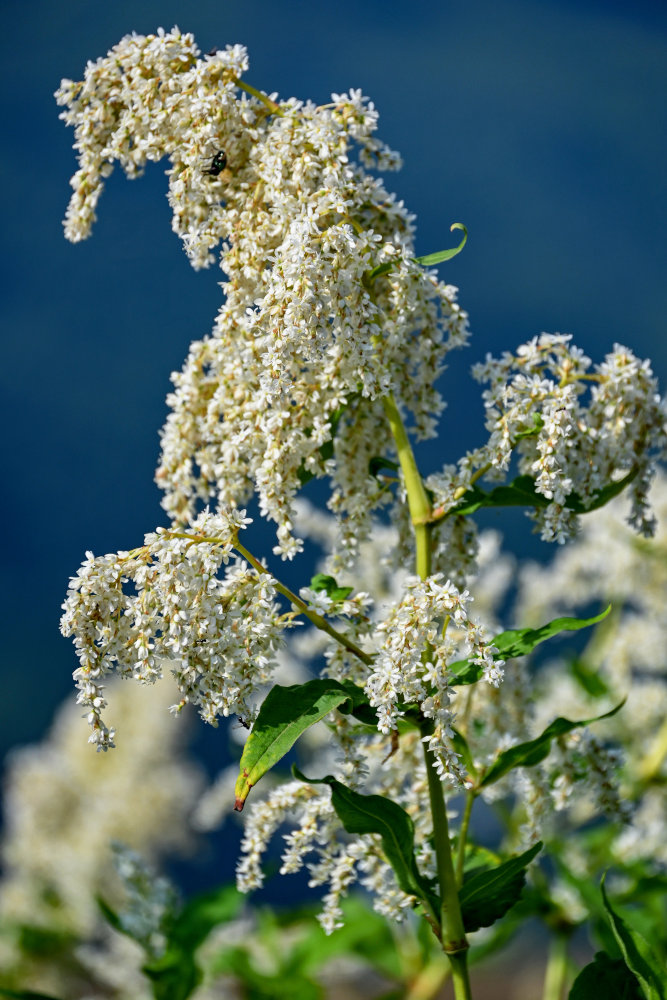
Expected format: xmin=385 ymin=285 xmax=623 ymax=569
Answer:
xmin=542 ymin=933 xmax=569 ymax=1000
xmin=232 ymin=76 xmax=284 ymax=115
xmin=382 ymin=392 xmax=472 ymax=998
xmin=381 ymin=395 xmax=432 ymax=579
xmin=161 ymin=530 xmax=372 ymax=666
xmin=423 ymin=736 xmax=472 ymax=1000
xmin=404 ymin=958 xmax=451 ymax=1000
xmin=455 ymin=790 xmax=476 ymax=886
xmin=232 ymin=539 xmax=373 ymax=665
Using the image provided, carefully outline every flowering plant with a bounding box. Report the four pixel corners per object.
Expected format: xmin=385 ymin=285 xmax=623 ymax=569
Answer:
xmin=37 ymin=26 xmax=667 ymax=1000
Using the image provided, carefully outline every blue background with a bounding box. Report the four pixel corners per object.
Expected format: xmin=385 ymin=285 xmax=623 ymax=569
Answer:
xmin=1 ymin=0 xmax=665 ymax=800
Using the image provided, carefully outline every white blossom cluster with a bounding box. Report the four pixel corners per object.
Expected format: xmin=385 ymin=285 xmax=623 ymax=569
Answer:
xmin=513 ymin=473 xmax=667 ymax=828
xmin=0 ymin=677 xmax=203 ymax=942
xmin=234 ymin=510 xmax=505 ymax=930
xmin=237 ymin=729 xmax=436 ymax=934
xmin=366 ymin=574 xmax=501 ymax=780
xmin=108 ymin=843 xmax=179 ymax=958
xmin=60 ymin=508 xmax=284 ymax=748
xmin=429 ymin=334 xmax=666 ymax=543
xmin=56 ymin=27 xmax=469 ymax=561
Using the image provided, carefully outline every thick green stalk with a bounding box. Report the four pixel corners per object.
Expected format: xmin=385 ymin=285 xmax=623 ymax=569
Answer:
xmin=381 ymin=395 xmax=432 ymax=579
xmin=542 ymin=933 xmax=569 ymax=1000
xmin=423 ymin=736 xmax=472 ymax=1000
xmin=382 ymin=393 xmax=472 ymax=999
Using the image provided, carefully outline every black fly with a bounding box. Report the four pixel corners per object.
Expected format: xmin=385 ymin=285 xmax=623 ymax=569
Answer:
xmin=204 ymin=150 xmax=228 ymax=177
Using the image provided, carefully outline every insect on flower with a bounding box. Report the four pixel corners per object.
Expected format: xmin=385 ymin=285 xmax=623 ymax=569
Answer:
xmin=204 ymin=150 xmax=228 ymax=177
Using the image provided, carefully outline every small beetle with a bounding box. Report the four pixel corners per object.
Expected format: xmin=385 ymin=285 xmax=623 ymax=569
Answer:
xmin=204 ymin=150 xmax=228 ymax=177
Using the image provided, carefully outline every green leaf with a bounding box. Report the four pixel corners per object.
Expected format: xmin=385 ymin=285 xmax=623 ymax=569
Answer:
xmin=446 ymin=469 xmax=639 ymax=519
xmin=366 ymin=223 xmax=467 ymax=284
xmin=491 ymin=607 xmax=611 ymax=660
xmin=366 ymin=261 xmax=396 ymax=282
xmin=458 ymin=843 xmax=542 ymax=932
xmin=448 ymin=607 xmax=612 ymax=687
xmin=569 ymin=952 xmax=643 ymax=999
xmin=479 ymin=700 xmax=625 ymax=788
xmin=234 ymin=680 xmax=369 ymax=810
xmin=451 ymin=728 xmax=477 ymax=779
xmin=296 ymin=401 xmax=351 ymax=485
xmin=446 ymin=475 xmax=548 ymax=517
xmin=96 ymin=894 xmax=125 ymax=935
xmin=143 ymin=886 xmax=244 ymax=1000
xmin=566 ymin=467 xmax=639 ymax=515
xmin=293 ymin=767 xmax=439 ymax=920
xmin=368 ymin=455 xmax=400 ymax=478
xmin=414 ymin=223 xmax=468 ymax=266
xmin=309 ymin=574 xmax=353 ymax=602
xmin=166 ymin=885 xmax=243 ymax=953
xmin=570 ymin=658 xmax=611 ymax=698
xmin=601 ymin=877 xmax=666 ymax=1000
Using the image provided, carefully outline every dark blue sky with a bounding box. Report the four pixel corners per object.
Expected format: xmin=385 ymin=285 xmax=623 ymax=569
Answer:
xmin=1 ymin=0 xmax=665 ymax=768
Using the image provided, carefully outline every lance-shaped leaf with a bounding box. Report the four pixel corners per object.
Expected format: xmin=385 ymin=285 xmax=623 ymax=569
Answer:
xmin=479 ymin=700 xmax=625 ymax=789
xmin=601 ymin=877 xmax=665 ymax=1000
xmin=293 ymin=767 xmax=440 ymax=921
xmin=414 ymin=223 xmax=468 ymax=266
xmin=447 ymin=475 xmax=549 ymax=517
xmin=446 ymin=468 xmax=638 ymax=519
xmin=449 ymin=607 xmax=611 ymax=687
xmin=366 ymin=223 xmax=468 ymax=283
xmin=569 ymin=952 xmax=643 ymax=1000
xmin=234 ymin=680 xmax=369 ymax=811
xmin=309 ymin=573 xmax=353 ymax=602
xmin=459 ymin=842 xmax=542 ymax=932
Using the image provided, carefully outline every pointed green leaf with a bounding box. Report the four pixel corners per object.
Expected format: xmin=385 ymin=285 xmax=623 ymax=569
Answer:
xmin=479 ymin=700 xmax=625 ymax=788
xmin=601 ymin=877 xmax=666 ymax=1000
xmin=96 ymin=894 xmax=125 ymax=934
xmin=449 ymin=607 xmax=611 ymax=687
xmin=451 ymin=727 xmax=477 ymax=779
xmin=366 ymin=224 xmax=467 ymax=283
xmin=491 ymin=607 xmax=611 ymax=660
xmin=569 ymin=952 xmax=643 ymax=1000
xmin=570 ymin=658 xmax=611 ymax=698
xmin=369 ymin=455 xmax=400 ymax=478
xmin=414 ymin=223 xmax=468 ymax=266
xmin=293 ymin=767 xmax=439 ymax=920
xmin=459 ymin=843 xmax=542 ymax=932
xmin=234 ymin=680 xmax=368 ymax=810
xmin=366 ymin=261 xmax=396 ymax=282
xmin=446 ymin=469 xmax=638 ymax=518
xmin=447 ymin=475 xmax=548 ymax=517
xmin=309 ymin=574 xmax=353 ymax=602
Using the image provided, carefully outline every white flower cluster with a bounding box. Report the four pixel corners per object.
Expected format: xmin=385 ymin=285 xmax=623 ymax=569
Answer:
xmin=237 ymin=729 xmax=435 ymax=933
xmin=60 ymin=508 xmax=284 ymax=748
xmin=0 ymin=677 xmax=203 ymax=939
xmin=109 ymin=843 xmax=179 ymax=958
xmin=56 ymin=27 xmax=469 ymax=561
xmin=429 ymin=334 xmax=666 ymax=543
xmin=365 ymin=575 xmax=500 ymax=782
